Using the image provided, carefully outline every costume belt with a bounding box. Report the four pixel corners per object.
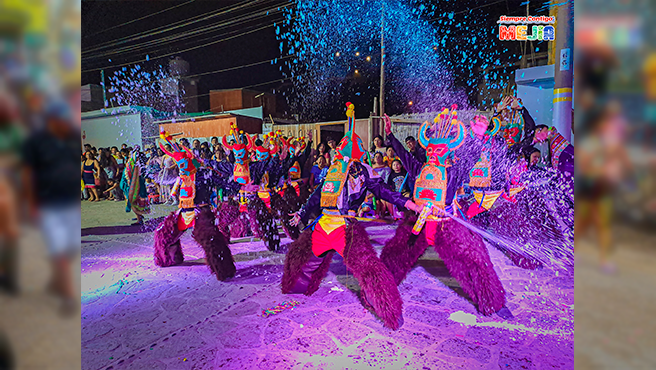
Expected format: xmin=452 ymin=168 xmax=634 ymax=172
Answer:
xmin=320 ymin=208 xmax=388 ymax=224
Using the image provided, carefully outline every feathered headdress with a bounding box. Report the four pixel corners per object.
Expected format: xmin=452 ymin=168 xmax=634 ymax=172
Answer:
xmin=335 ymin=102 xmax=367 ymax=162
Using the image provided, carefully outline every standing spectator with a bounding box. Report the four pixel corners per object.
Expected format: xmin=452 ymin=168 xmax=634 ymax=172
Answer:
xmin=22 ymin=99 xmax=81 ymax=315
xmin=159 ymin=144 xmax=179 ymax=205
xmin=404 ymin=136 xmax=427 ymax=164
xmin=192 ymin=139 xmax=201 ymax=156
xmin=0 ymin=93 xmax=23 ymax=295
xmin=211 ymin=136 xmax=219 ymax=147
xmin=99 ymin=148 xmax=118 ymax=181
xmin=145 ymin=147 xmax=162 ymax=180
xmin=81 ymin=151 xmax=101 ymax=201
xmin=120 ymin=151 xmax=150 ymax=225
xmin=115 ymin=148 xmax=126 ymax=176
xmin=0 ymin=330 xmax=13 ymax=370
xmin=327 ymin=138 xmax=338 ymax=160
xmin=316 ymin=142 xmax=330 ymax=164
xmin=371 ymin=135 xmax=386 ymax=155
xmin=576 ymin=102 xmax=632 ymax=273
xmin=213 ymin=144 xmax=227 ymax=162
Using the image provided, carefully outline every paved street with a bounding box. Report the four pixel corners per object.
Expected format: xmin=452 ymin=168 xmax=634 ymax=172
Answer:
xmin=574 ymin=226 xmax=656 ymax=369
xmin=0 ymin=227 xmax=81 ymax=370
xmin=80 ymin=200 xmax=574 ymax=370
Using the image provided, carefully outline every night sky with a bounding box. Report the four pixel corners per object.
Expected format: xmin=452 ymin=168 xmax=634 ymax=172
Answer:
xmin=82 ymin=0 xmax=542 ymax=119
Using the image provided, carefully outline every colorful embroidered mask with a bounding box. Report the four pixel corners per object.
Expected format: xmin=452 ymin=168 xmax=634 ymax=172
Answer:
xmin=289 ymin=161 xmax=301 ymax=180
xmin=222 ymin=124 xmax=254 ymax=164
xmin=159 ymin=130 xmax=199 ymax=176
xmin=417 ymin=106 xmax=466 ymax=166
xmin=413 ymin=106 xmax=467 ymax=209
xmin=254 ymin=144 xmax=270 ymax=161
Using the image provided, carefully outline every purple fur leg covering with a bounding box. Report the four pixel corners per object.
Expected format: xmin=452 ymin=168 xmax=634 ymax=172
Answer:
xmin=192 ymin=207 xmax=236 ymax=281
xmin=216 ymin=200 xmax=239 ymax=240
xmin=343 ymin=222 xmax=403 ymax=330
xmin=432 ymin=220 xmax=506 ymax=315
xmin=304 ymin=251 xmax=334 ymax=295
xmin=298 ymin=182 xmax=311 ymax=204
xmin=153 ymin=211 xmax=185 ymax=267
xmin=271 ymin=191 xmax=300 ymax=240
xmin=233 ymin=212 xmax=250 ymax=238
xmin=282 ymin=228 xmax=315 ymax=293
xmin=380 ymin=213 xmax=430 ymax=285
xmin=248 ymin=197 xmax=280 ymax=251
xmin=283 ymin=186 xmax=301 ymax=211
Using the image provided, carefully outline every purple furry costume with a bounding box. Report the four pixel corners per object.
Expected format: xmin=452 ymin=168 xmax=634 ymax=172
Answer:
xmin=211 ymin=148 xmax=283 ymax=251
xmin=153 ymin=139 xmax=235 ymax=281
xmin=382 ymin=108 xmax=506 ymax=316
xmin=282 ymin=104 xmax=411 ymax=330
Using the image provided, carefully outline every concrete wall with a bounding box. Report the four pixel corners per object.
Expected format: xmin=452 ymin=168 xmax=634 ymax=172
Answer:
xmin=515 ymin=65 xmax=555 ymax=127
xmin=82 ymin=113 xmax=142 ymax=149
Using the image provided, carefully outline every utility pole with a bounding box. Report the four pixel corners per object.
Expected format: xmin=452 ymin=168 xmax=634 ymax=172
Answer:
xmin=378 ymin=1 xmax=385 ymax=137
xmin=552 ymin=0 xmax=573 ymax=142
xmin=101 ymin=69 xmax=108 ymax=108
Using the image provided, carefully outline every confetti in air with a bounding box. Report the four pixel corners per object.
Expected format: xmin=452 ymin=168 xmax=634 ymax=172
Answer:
xmin=275 ymin=0 xmax=551 ymax=119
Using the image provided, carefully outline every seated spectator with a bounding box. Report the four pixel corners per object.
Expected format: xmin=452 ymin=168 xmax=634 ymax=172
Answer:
xmin=384 ymin=159 xmax=410 ymax=219
xmin=384 ymin=146 xmax=399 ymax=167
xmin=103 ymin=178 xmax=123 ymax=201
xmin=309 ymin=155 xmax=328 ymax=188
xmin=371 ymin=135 xmax=386 ymax=155
xmin=146 ymin=178 xmax=161 ymax=204
xmin=371 ymin=152 xmax=391 ymax=182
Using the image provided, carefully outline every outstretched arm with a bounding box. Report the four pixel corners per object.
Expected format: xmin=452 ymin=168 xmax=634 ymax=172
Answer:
xmin=361 ymin=162 xmax=419 ymax=212
xmin=293 ymin=182 xmax=322 ymax=225
xmin=384 ymin=114 xmax=423 ymax=178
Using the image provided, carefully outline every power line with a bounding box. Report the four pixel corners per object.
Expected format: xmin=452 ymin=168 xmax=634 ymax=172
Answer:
xmin=83 ymin=4 xmax=289 ymax=61
xmin=84 ymin=0 xmax=197 ymax=38
xmin=83 ymin=0 xmax=286 ymax=55
xmin=185 ymin=55 xmax=294 ymax=79
xmin=82 ymin=22 xmax=278 ymax=73
xmin=183 ymin=74 xmax=301 ymax=100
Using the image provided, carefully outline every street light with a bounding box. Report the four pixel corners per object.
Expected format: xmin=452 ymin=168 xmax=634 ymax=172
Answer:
xmin=355 ymin=51 xmax=360 ymax=57
xmin=366 ymin=56 xmax=371 ymax=62
xmin=408 ymin=101 xmax=413 ymax=106
xmin=335 ymin=52 xmax=340 ymax=57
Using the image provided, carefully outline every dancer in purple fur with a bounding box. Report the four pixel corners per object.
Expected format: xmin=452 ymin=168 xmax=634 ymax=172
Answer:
xmin=283 ymin=103 xmax=420 ymax=330
xmin=380 ymin=107 xmax=507 ymax=316
xmin=152 ymin=131 xmax=235 ymax=281
xmin=212 ymin=125 xmax=282 ymax=251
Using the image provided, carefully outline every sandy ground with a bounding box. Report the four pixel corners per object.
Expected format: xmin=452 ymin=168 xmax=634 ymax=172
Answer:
xmin=80 ymin=201 xmax=574 ymax=370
